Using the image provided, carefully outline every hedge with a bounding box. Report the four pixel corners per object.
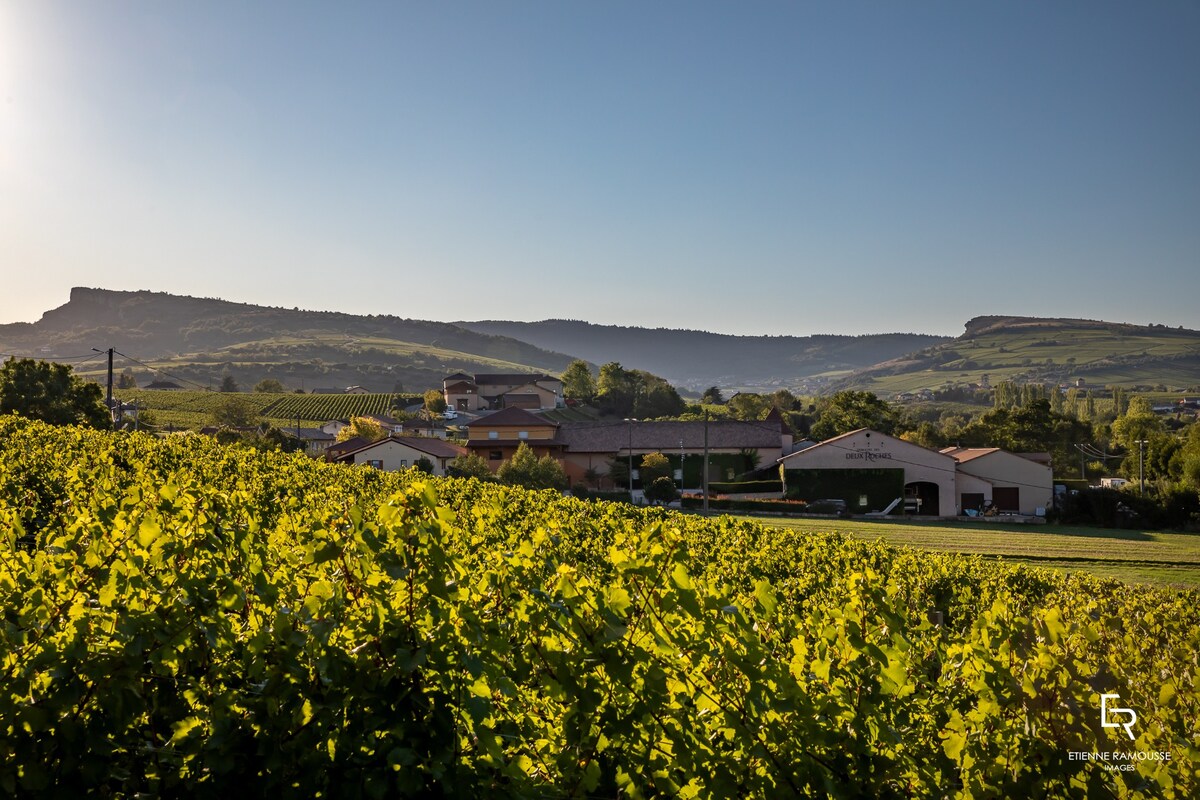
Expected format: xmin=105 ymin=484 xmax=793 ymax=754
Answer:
xmin=707 ymin=480 xmax=783 ymax=494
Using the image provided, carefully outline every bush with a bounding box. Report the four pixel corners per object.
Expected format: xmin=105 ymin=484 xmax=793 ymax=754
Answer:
xmin=643 ymin=476 xmax=678 ymax=505
xmin=681 ymin=496 xmax=811 ymax=513
xmin=571 ymin=486 xmax=631 ymax=503
xmin=708 ymin=480 xmax=782 ymax=494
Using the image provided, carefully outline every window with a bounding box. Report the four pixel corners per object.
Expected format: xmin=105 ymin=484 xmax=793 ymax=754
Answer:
xmin=366 ymin=459 xmax=383 ymax=470
xmin=489 ymin=450 xmax=503 ymax=461
xmin=518 ymin=431 xmax=529 ymax=439
xmin=400 ymin=460 xmax=407 ymax=468
xmin=488 ymin=431 xmax=499 ymax=440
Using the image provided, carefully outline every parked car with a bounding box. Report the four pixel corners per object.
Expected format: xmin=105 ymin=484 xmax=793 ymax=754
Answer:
xmin=808 ymin=498 xmax=848 ymax=515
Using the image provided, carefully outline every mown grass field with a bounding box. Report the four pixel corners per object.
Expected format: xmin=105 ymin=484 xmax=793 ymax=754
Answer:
xmin=732 ymin=515 xmax=1200 ymax=588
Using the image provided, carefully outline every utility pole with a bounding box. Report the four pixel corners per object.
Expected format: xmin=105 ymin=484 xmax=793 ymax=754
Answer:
xmin=702 ymin=410 xmax=710 ymax=514
xmin=93 ymin=347 xmax=116 ymax=424
xmin=1136 ymin=439 xmax=1148 ymax=496
xmin=679 ymin=438 xmax=685 ymax=492
xmin=624 ymin=418 xmax=637 ymax=500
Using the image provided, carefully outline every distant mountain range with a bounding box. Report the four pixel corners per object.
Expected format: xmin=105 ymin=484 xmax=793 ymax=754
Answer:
xmin=458 ymin=319 xmax=948 ymax=392
xmin=2 ymin=290 xmax=1198 ymax=395
xmin=0 ymin=288 xmax=576 ymax=392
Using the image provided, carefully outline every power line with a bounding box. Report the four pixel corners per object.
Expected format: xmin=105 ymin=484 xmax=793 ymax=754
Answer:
xmin=0 ymin=351 xmax=104 ymax=361
xmin=113 ymin=350 xmax=216 ymax=392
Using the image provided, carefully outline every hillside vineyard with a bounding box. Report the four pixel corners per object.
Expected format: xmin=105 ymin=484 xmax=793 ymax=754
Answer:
xmin=0 ymin=417 xmax=1196 ymax=797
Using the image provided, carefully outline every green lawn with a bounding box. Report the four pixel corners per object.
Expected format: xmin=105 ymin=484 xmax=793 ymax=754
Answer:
xmin=729 ymin=515 xmax=1200 ymax=588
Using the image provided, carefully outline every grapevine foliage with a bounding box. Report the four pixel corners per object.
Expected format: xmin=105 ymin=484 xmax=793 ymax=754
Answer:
xmin=0 ymin=417 xmax=1196 ymax=797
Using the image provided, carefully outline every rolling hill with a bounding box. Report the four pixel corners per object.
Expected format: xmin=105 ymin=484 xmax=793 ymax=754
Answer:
xmin=5 ymin=292 xmax=1198 ymax=398
xmin=0 ymin=288 xmax=578 ymax=392
xmin=457 ymin=319 xmax=949 ymax=392
xmin=831 ymin=316 xmax=1200 ymax=395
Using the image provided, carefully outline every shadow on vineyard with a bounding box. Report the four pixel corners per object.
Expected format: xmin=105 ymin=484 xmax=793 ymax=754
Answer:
xmin=0 ymin=415 xmax=1196 ymax=797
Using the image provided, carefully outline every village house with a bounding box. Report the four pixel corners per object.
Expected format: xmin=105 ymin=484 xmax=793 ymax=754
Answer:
xmin=395 ymin=417 xmax=448 ymax=439
xmin=331 ymin=435 xmax=467 ymax=476
xmin=463 ymin=407 xmax=564 ymax=468
xmin=289 ymin=426 xmax=338 ymax=455
xmin=443 ymin=373 xmax=564 ymax=412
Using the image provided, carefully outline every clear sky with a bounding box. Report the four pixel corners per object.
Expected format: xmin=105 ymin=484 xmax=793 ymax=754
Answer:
xmin=3 ymin=1 xmax=1198 ymax=337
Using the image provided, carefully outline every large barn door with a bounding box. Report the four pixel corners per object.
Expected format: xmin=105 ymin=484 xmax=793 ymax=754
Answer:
xmin=993 ymin=487 xmax=1020 ymax=512
xmin=904 ymin=481 xmax=940 ymax=516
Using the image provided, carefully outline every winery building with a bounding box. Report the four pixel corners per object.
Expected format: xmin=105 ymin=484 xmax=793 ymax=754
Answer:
xmin=778 ymin=429 xmax=1053 ymax=517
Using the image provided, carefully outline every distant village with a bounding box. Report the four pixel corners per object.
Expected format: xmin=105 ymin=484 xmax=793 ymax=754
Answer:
xmin=249 ymin=371 xmax=1081 ymax=522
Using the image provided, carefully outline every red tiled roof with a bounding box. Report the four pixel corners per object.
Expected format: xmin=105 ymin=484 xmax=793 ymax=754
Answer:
xmin=337 ymin=435 xmax=467 ymax=461
xmin=474 ymin=373 xmax=557 ymax=385
xmin=939 ymin=447 xmax=1001 ymax=463
xmin=467 ymin=407 xmax=558 ymax=428
xmin=557 ymin=419 xmax=783 ymax=452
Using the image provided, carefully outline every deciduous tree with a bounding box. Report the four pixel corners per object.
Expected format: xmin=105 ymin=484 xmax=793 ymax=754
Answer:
xmin=639 ymin=452 xmax=672 ymax=485
xmin=496 ymin=442 xmax=566 ymax=490
xmin=423 ymin=389 xmax=447 ymax=418
xmin=561 ymin=360 xmax=597 ymax=403
xmin=211 ymin=395 xmax=257 ymax=428
xmin=0 ymin=358 xmax=111 ymax=429
xmin=811 ymin=391 xmax=896 ymax=440
xmin=448 ymin=452 xmax=493 ymax=481
xmin=336 ymin=416 xmax=387 ymax=443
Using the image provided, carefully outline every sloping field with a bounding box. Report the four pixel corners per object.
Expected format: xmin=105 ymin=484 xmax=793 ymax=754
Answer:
xmin=114 ymin=389 xmax=412 ymax=428
xmin=840 ymin=319 xmax=1200 ymax=395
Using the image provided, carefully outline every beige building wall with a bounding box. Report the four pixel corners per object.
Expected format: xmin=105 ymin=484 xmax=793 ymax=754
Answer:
xmin=472 ymin=423 xmax=558 ymax=441
xmin=345 ymin=440 xmax=455 ymax=475
xmin=445 ymin=389 xmax=486 ymax=412
xmin=504 ymin=383 xmax=557 ymax=408
xmin=956 ymin=452 xmax=1053 ymax=515
xmin=779 ymin=430 xmax=957 ymax=516
xmin=954 ymin=473 xmax=993 ymax=513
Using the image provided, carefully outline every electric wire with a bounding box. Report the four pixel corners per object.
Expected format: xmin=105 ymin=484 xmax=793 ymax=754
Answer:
xmin=113 ymin=350 xmax=216 ymax=392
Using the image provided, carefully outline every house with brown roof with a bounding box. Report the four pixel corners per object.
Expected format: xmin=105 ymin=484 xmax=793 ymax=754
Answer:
xmin=331 ymin=435 xmax=467 ymax=476
xmin=464 ymin=407 xmax=563 ymax=469
xmin=395 ymin=417 xmax=448 ymax=439
xmin=289 ymin=426 xmax=338 ymax=454
xmin=443 ymin=372 xmax=563 ymax=412
xmin=325 ymin=436 xmax=373 ymax=461
xmin=939 ymin=447 xmax=1053 ymax=515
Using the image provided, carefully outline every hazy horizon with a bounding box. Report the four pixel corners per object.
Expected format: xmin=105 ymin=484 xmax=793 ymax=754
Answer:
xmin=3 ymin=2 xmax=1198 ymax=336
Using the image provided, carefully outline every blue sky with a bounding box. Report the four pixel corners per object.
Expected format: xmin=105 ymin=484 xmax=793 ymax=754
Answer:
xmin=3 ymin=1 xmax=1198 ymax=336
